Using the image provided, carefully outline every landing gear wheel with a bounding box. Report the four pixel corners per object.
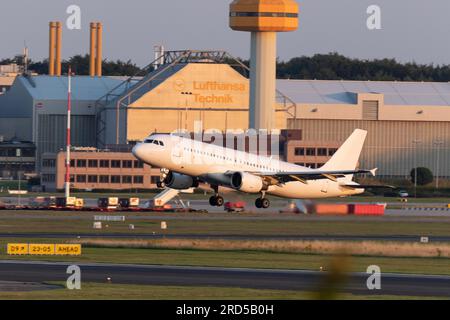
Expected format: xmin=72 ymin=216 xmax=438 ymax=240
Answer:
xmin=209 ymin=196 xmax=217 ymax=206
xmin=255 ymin=198 xmax=270 ymax=209
xmin=156 ymin=181 xmax=165 ymax=188
xmin=215 ymin=196 xmax=224 ymax=207
xmin=261 ymin=198 xmax=270 ymax=209
xmin=209 ymin=196 xmax=224 ymax=207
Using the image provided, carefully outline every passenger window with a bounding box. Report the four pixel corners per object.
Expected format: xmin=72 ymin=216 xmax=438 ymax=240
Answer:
xmin=145 ymin=139 xmax=154 ymax=144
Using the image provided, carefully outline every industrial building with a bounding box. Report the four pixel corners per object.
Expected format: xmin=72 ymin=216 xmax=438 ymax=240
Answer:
xmin=0 ymin=74 xmax=127 ymax=166
xmin=0 ymin=140 xmax=35 ymax=179
xmin=40 ymin=149 xmax=160 ymax=191
xmin=282 ymin=79 xmax=450 ymax=177
xmin=3 ymin=53 xmax=450 ymax=182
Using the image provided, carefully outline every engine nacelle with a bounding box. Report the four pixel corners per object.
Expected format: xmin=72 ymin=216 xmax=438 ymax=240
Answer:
xmin=165 ymin=172 xmax=198 ymax=190
xmin=230 ymin=172 xmax=265 ymax=193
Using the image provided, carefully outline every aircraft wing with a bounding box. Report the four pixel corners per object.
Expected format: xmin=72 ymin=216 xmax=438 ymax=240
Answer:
xmin=240 ymin=168 xmax=377 ymax=185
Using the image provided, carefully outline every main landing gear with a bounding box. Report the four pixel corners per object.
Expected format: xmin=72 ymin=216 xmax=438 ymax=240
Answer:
xmin=209 ymin=185 xmax=224 ymax=207
xmin=255 ymin=192 xmax=270 ymax=209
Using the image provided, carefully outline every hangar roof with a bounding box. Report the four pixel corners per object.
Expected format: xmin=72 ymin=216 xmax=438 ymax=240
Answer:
xmin=16 ymin=75 xmax=128 ymax=101
xmin=276 ymin=79 xmax=450 ymax=106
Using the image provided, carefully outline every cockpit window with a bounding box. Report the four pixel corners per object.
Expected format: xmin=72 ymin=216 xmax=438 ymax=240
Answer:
xmin=145 ymin=139 xmax=164 ymax=146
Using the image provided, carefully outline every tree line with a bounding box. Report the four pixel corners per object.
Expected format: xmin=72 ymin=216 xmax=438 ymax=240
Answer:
xmin=0 ymin=54 xmax=140 ymax=76
xmin=3 ymin=52 xmax=450 ymax=81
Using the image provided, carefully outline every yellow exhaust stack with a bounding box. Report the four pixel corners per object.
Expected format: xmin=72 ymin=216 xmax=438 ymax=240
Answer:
xmin=48 ymin=22 xmax=56 ymax=76
xmin=48 ymin=21 xmax=63 ymax=76
xmin=90 ymin=22 xmax=97 ymax=77
xmin=89 ymin=22 xmax=103 ymax=77
xmin=55 ymin=22 xmax=62 ymax=76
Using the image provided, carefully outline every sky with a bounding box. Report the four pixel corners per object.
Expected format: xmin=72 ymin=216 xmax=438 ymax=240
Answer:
xmin=1 ymin=0 xmax=450 ymax=67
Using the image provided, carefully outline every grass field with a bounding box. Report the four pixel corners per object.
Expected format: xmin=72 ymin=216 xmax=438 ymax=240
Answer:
xmin=0 ymin=282 xmax=445 ymax=300
xmin=1 ymin=210 xmax=450 ymax=236
xmin=2 ymin=242 xmax=450 ymax=276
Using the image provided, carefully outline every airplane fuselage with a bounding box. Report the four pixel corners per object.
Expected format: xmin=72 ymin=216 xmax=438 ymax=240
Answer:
xmin=132 ymin=134 xmax=364 ymax=199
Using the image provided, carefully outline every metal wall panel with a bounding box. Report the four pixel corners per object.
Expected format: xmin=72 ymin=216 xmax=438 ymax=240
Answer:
xmin=362 ymin=100 xmax=378 ymax=120
xmin=288 ymin=119 xmax=450 ymax=177
xmin=37 ymin=115 xmax=96 ymax=166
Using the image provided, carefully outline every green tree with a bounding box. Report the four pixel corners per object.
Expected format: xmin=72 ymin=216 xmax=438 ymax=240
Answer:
xmin=410 ymin=167 xmax=434 ymax=186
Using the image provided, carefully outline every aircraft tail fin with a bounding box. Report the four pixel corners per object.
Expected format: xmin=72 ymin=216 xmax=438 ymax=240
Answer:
xmin=321 ymin=129 xmax=368 ymax=175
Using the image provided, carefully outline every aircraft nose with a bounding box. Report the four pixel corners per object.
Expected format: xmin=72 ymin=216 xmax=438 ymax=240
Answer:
xmin=132 ymin=143 xmax=145 ymax=160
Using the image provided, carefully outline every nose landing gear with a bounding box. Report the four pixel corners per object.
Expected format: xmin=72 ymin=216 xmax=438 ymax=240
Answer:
xmin=157 ymin=168 xmax=170 ymax=188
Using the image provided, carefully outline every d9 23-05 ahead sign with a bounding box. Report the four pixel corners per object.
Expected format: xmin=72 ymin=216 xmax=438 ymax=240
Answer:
xmin=7 ymin=244 xmax=81 ymax=256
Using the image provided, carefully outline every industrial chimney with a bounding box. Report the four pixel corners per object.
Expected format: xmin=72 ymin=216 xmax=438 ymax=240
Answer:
xmin=229 ymin=0 xmax=299 ymax=130
xmin=48 ymin=21 xmax=62 ymax=76
xmin=90 ymin=22 xmax=103 ymax=77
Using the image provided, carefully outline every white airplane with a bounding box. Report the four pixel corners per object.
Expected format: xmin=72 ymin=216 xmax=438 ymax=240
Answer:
xmin=132 ymin=129 xmax=379 ymax=209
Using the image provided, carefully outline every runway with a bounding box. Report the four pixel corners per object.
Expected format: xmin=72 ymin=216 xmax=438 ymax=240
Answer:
xmin=0 ymin=260 xmax=449 ymax=297
xmin=0 ymin=232 xmax=448 ymax=242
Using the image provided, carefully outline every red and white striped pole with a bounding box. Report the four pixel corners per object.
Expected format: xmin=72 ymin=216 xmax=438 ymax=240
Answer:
xmin=65 ymin=66 xmax=72 ymax=199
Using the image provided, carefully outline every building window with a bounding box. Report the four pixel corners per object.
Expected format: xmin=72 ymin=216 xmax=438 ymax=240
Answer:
xmin=99 ymin=175 xmax=109 ymax=183
xmin=294 ymin=148 xmax=305 ymax=156
xmin=133 ymin=176 xmax=143 ymax=184
xmin=306 ymin=148 xmax=316 ymax=156
xmin=122 ymin=160 xmax=132 ymax=168
xmin=111 ymin=175 xmax=121 ymax=184
xmin=134 ymin=160 xmax=144 ymax=169
xmin=151 ymin=176 xmax=160 ymax=184
xmin=42 ymin=174 xmax=55 ymax=182
xmin=307 ymin=163 xmax=316 ymax=169
xmin=122 ymin=176 xmax=132 ymax=184
xmin=317 ymin=163 xmax=325 ymax=168
xmin=77 ymin=160 xmax=87 ymax=168
xmin=88 ymin=160 xmax=98 ymax=168
xmin=328 ymin=148 xmax=337 ymax=156
xmin=88 ymin=175 xmax=98 ymax=183
xmin=70 ymin=175 xmax=75 ymax=183
xmin=100 ymin=160 xmax=110 ymax=168
xmin=317 ymin=148 xmax=327 ymax=156
xmin=42 ymin=159 xmax=56 ymax=168
xmin=76 ymin=175 xmax=86 ymax=183
xmin=111 ymin=160 xmax=121 ymax=168
xmin=70 ymin=160 xmax=75 ymax=167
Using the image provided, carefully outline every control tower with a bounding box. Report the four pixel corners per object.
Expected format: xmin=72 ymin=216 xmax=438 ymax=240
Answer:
xmin=230 ymin=0 xmax=299 ymax=130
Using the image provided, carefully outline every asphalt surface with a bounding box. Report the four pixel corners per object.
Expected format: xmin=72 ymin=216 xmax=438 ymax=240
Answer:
xmin=0 ymin=232 xmax=448 ymax=242
xmin=0 ymin=260 xmax=449 ymax=297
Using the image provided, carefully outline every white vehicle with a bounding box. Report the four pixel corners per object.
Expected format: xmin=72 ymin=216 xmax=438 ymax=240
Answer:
xmin=132 ymin=129 xmax=378 ymax=209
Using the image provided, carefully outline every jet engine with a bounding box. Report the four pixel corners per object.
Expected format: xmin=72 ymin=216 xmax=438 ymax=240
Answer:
xmin=230 ymin=172 xmax=266 ymax=193
xmin=165 ymin=172 xmax=198 ymax=190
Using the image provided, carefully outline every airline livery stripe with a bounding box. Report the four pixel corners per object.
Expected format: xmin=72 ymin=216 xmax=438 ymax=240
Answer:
xmin=230 ymin=12 xmax=298 ymax=18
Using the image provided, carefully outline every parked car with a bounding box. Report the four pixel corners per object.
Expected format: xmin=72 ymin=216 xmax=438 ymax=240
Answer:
xmin=398 ymin=190 xmax=409 ymax=198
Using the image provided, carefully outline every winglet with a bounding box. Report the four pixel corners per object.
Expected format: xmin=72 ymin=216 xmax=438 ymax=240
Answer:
xmin=370 ymin=168 xmax=378 ymax=177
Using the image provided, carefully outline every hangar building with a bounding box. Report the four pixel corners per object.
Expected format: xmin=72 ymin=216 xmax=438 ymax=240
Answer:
xmin=2 ymin=50 xmax=450 ymax=181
